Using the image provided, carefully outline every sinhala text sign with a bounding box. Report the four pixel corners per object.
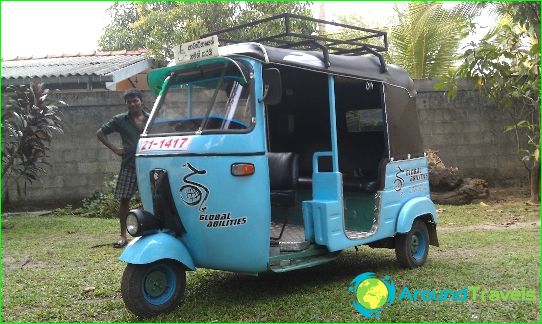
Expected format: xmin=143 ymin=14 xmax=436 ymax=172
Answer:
xmin=174 ymin=35 xmax=219 ymax=64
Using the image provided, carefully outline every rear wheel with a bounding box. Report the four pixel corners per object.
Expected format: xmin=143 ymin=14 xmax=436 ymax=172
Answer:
xmin=395 ymin=219 xmax=429 ymax=268
xmin=121 ymin=260 xmax=186 ymax=318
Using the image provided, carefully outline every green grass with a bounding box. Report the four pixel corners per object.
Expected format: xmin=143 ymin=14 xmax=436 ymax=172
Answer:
xmin=1 ymin=201 xmax=540 ymax=322
xmin=436 ymin=200 xmax=539 ymax=226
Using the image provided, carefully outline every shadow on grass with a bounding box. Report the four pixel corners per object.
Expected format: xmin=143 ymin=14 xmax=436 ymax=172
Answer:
xmin=185 ymin=248 xmax=398 ymax=304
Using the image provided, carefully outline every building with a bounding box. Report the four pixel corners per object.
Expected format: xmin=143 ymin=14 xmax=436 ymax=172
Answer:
xmin=1 ymin=49 xmax=152 ymax=91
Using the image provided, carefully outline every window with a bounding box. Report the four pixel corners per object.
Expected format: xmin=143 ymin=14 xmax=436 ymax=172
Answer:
xmin=146 ymin=60 xmax=254 ymax=135
xmin=345 ymin=109 xmax=384 ymax=132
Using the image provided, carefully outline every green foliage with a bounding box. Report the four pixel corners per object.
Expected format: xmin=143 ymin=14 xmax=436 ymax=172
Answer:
xmin=1 ymin=82 xmax=65 ymax=202
xmin=388 ymin=2 xmax=482 ymax=78
xmin=54 ymin=175 xmax=142 ymax=219
xmin=230 ymin=2 xmax=316 ymax=47
xmin=78 ymin=175 xmax=121 ymax=219
xmin=320 ymin=14 xmax=388 ymax=54
xmin=438 ymin=2 xmax=540 ymax=202
xmin=98 ymin=1 xmax=313 ymax=66
xmin=496 ymin=1 xmax=540 ymax=39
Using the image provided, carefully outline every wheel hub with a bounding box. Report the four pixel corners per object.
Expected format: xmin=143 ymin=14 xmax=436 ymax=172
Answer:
xmin=145 ymin=270 xmax=168 ymax=297
xmin=411 ymin=235 xmax=420 ymax=254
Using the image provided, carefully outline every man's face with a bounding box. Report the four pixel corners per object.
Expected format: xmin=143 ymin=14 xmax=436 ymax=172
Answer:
xmin=125 ymin=95 xmax=142 ymax=113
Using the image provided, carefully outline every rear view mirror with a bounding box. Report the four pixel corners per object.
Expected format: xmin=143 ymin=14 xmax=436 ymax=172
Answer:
xmin=260 ymin=68 xmax=282 ymax=105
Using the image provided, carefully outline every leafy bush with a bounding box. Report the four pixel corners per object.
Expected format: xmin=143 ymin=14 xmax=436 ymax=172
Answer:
xmin=54 ymin=175 xmax=142 ymax=218
xmin=2 ymin=82 xmax=65 ymax=206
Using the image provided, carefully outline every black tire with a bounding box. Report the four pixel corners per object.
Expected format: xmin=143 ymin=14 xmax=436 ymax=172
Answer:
xmin=121 ymin=260 xmax=186 ymax=318
xmin=395 ymin=219 xmax=429 ymax=268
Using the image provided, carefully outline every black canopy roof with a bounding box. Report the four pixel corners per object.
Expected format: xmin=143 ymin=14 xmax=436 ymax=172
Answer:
xmin=218 ymin=43 xmax=416 ymax=97
xmin=218 ymin=43 xmax=423 ymax=158
xmin=193 ymin=13 xmax=423 ymax=158
xmin=200 ymin=13 xmax=415 ymax=97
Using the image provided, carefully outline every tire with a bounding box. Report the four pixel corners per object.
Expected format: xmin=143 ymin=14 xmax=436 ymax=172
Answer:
xmin=395 ymin=219 xmax=429 ymax=268
xmin=121 ymin=260 xmax=186 ymax=318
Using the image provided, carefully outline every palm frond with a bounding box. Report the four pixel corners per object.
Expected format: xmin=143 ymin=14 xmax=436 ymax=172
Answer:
xmin=389 ymin=2 xmax=482 ymax=78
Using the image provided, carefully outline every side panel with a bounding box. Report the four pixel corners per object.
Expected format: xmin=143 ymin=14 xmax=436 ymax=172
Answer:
xmin=377 ymin=157 xmax=435 ymax=237
xmin=308 ymin=157 xmax=435 ymax=251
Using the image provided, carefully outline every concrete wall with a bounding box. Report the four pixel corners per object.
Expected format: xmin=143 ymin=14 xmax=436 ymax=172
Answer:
xmin=3 ymin=90 xmax=157 ymax=209
xmin=3 ymin=79 xmax=527 ymax=209
xmin=415 ymin=79 xmax=525 ymax=185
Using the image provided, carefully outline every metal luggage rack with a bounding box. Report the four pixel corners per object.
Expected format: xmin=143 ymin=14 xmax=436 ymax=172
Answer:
xmin=201 ymin=13 xmax=388 ymax=71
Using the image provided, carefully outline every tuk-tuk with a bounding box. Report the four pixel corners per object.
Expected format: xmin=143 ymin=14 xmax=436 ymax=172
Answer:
xmin=119 ymin=14 xmax=439 ymax=317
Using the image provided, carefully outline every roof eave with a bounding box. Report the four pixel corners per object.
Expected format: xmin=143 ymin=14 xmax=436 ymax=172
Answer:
xmin=1 ymin=74 xmax=114 ymax=86
xmin=105 ymin=59 xmax=152 ymax=90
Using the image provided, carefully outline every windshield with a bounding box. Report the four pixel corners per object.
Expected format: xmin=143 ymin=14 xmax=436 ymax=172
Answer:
xmin=146 ymin=61 xmax=253 ymax=136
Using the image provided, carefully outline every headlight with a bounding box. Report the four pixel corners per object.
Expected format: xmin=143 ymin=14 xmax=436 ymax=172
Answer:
xmin=125 ymin=209 xmax=160 ymax=237
xmin=126 ymin=212 xmax=139 ymax=236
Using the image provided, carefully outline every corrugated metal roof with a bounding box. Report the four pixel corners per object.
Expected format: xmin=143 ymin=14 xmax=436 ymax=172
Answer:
xmin=2 ymin=50 xmax=149 ymax=80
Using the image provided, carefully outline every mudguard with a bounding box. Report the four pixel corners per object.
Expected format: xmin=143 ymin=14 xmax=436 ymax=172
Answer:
xmin=396 ymin=196 xmax=438 ymax=233
xmin=119 ymin=232 xmax=195 ymax=270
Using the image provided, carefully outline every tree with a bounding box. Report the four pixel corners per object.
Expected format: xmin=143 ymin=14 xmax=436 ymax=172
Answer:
xmin=1 ymin=82 xmax=65 ymax=208
xmin=439 ymin=2 xmax=540 ymax=203
xmin=326 ymin=14 xmax=389 ymax=55
xmin=98 ymin=1 xmax=313 ymax=66
xmin=387 ymin=2 xmax=482 ymax=78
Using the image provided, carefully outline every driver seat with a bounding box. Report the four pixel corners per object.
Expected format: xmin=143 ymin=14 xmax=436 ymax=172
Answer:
xmin=267 ymin=152 xmax=299 ymax=207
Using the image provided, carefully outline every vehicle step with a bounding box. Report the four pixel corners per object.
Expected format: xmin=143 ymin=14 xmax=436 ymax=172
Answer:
xmin=269 ymin=251 xmax=339 ymax=273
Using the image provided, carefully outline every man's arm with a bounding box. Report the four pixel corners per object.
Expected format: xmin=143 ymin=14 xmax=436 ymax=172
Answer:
xmin=96 ymin=129 xmax=124 ymax=156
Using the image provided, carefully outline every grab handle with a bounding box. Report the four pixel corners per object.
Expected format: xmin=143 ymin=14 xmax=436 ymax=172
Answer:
xmin=313 ymin=151 xmax=334 ymax=173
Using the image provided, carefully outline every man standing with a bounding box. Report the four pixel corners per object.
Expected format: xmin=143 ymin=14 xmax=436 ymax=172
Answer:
xmin=97 ymin=89 xmax=148 ymax=248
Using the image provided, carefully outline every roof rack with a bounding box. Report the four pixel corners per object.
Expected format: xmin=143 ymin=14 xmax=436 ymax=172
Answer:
xmin=201 ymin=13 xmax=388 ymax=72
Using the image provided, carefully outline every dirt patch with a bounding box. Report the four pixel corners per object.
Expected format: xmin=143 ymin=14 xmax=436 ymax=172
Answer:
xmin=484 ymin=186 xmax=532 ymax=203
xmin=440 ymin=220 xmax=540 ymax=233
xmin=432 ymin=246 xmax=479 ymax=258
xmin=2 ymin=255 xmax=49 ymax=271
xmin=2 ymin=210 xmax=53 ymax=217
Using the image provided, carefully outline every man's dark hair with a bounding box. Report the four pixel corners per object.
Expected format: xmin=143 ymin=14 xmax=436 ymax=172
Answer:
xmin=123 ymin=88 xmax=143 ymax=102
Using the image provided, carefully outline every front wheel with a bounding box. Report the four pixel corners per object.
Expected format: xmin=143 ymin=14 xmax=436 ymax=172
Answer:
xmin=395 ymin=219 xmax=429 ymax=268
xmin=121 ymin=260 xmax=186 ymax=318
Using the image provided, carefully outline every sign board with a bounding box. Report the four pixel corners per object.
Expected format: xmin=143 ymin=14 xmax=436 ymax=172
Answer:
xmin=174 ymin=35 xmax=219 ymax=64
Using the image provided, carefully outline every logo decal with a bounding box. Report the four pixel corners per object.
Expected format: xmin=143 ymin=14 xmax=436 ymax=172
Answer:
xmin=394 ymin=166 xmax=405 ymax=192
xmin=199 ymin=212 xmax=247 ymax=228
xmin=405 ymin=167 xmax=428 ymax=182
xmin=179 ymin=163 xmax=209 ymax=212
xmin=348 ymin=272 xmax=396 ymax=318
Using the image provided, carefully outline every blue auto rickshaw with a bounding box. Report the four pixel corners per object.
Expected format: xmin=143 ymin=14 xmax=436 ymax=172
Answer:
xmin=119 ymin=14 xmax=439 ymax=317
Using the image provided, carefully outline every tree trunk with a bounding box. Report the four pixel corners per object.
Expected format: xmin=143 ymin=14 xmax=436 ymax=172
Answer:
xmin=427 ymin=149 xmax=489 ymax=205
xmin=1 ymin=175 xmax=10 ymax=211
xmin=431 ymin=178 xmax=489 ymax=205
xmin=429 ymin=167 xmax=462 ymax=191
xmin=530 ymin=159 xmax=540 ymax=204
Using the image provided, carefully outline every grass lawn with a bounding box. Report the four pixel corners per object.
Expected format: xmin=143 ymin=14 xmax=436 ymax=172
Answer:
xmin=1 ymin=193 xmax=540 ymax=322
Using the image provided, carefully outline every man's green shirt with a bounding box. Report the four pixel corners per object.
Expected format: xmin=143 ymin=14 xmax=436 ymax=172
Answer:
xmin=100 ymin=111 xmax=149 ymax=169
